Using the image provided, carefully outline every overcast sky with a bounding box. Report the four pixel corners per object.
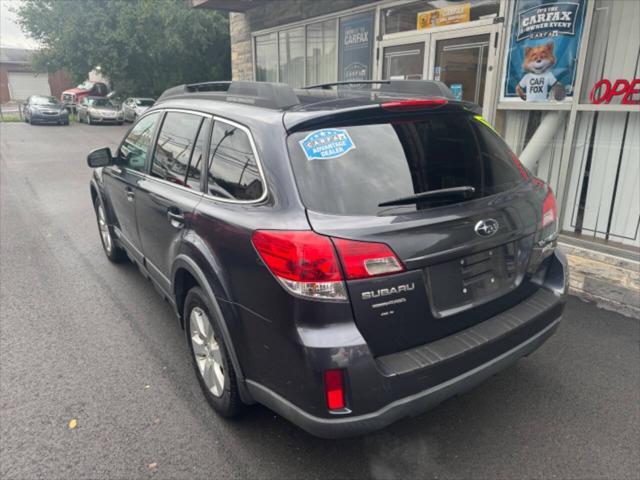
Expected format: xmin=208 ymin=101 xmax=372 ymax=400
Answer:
xmin=1 ymin=0 xmax=38 ymax=49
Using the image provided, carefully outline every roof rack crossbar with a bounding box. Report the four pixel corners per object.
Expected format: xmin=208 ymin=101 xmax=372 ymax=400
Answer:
xmin=157 ymin=81 xmax=300 ymax=109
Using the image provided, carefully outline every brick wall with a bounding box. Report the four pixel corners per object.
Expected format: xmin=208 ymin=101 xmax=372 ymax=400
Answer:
xmin=48 ymin=70 xmax=74 ymax=99
xmin=229 ymin=0 xmax=376 ymax=81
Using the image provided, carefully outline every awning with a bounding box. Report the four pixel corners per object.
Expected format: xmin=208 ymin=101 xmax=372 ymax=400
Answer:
xmin=190 ymin=0 xmax=272 ymax=12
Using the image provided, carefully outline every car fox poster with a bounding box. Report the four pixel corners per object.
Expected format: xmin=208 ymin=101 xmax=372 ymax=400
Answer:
xmin=503 ymin=0 xmax=586 ymax=102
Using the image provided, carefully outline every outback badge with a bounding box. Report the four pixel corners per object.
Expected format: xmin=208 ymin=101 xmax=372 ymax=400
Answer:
xmin=475 ymin=219 xmax=499 ymax=237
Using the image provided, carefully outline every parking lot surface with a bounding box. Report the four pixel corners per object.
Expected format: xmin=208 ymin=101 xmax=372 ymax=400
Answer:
xmin=1 ymin=122 xmax=639 ymax=479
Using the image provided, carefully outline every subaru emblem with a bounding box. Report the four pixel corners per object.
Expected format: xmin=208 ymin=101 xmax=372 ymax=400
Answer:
xmin=474 ymin=219 xmax=499 ymax=237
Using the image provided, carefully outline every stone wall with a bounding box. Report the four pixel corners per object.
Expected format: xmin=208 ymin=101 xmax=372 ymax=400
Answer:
xmin=229 ymin=0 xmax=375 ymax=80
xmin=560 ymin=243 xmax=640 ymax=318
xmin=230 ymin=13 xmax=253 ymax=80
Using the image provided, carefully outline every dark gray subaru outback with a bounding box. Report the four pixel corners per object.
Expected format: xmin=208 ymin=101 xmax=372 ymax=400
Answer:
xmin=87 ymin=80 xmax=568 ymax=438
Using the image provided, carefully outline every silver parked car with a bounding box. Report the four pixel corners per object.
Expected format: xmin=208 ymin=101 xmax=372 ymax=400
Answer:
xmin=122 ymin=97 xmax=155 ymax=122
xmin=77 ymin=97 xmax=124 ymax=125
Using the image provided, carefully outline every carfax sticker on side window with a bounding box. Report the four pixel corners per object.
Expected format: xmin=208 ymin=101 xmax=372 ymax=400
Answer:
xmin=299 ymin=128 xmax=356 ymax=160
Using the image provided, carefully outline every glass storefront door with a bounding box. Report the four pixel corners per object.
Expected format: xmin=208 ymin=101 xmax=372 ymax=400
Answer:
xmin=382 ymin=42 xmax=425 ymax=80
xmin=377 ymin=25 xmax=498 ymax=119
xmin=432 ymin=34 xmax=490 ymax=105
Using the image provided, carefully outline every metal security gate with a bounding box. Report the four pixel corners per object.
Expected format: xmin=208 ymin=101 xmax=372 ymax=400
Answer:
xmin=562 ymin=112 xmax=640 ymax=248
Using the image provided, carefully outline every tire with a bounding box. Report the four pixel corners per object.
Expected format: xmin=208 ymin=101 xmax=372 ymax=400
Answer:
xmin=185 ymin=287 xmax=242 ymax=418
xmin=93 ymin=197 xmax=126 ymax=263
xmin=117 ymin=122 xmax=123 ymax=126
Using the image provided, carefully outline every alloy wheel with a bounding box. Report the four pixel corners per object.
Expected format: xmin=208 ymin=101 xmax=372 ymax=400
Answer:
xmin=190 ymin=306 xmax=225 ymax=397
xmin=97 ymin=204 xmax=112 ymax=253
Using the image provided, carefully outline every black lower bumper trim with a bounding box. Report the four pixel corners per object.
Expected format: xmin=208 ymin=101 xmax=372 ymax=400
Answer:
xmin=246 ymin=316 xmax=561 ymax=439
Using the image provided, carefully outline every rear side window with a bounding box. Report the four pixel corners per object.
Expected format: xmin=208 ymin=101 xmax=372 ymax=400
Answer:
xmin=207 ymin=121 xmax=264 ymax=201
xmin=286 ymin=113 xmax=525 ymax=215
xmin=151 ymin=112 xmax=203 ymax=187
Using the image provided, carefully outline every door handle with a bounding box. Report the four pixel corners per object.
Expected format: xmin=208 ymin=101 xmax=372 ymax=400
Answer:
xmin=167 ymin=208 xmax=185 ymax=228
xmin=125 ymin=187 xmax=135 ymax=201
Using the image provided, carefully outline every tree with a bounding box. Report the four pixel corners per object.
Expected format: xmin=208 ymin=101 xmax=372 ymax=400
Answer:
xmin=16 ymin=0 xmax=230 ymax=97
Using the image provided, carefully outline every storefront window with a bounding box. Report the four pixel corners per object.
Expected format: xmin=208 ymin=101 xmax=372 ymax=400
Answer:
xmin=279 ymin=27 xmax=305 ymax=87
xmin=306 ymin=20 xmax=337 ymax=86
xmin=255 ymin=33 xmax=277 ymax=82
xmin=382 ymin=0 xmax=499 ymax=35
xmin=580 ymin=0 xmax=640 ymax=105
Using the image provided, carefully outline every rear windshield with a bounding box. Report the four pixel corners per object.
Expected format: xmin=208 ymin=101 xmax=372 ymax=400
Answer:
xmin=287 ymin=113 xmax=526 ymax=216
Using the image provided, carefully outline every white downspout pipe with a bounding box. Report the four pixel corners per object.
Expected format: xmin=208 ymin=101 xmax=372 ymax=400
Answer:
xmin=519 ymin=111 xmax=568 ymax=174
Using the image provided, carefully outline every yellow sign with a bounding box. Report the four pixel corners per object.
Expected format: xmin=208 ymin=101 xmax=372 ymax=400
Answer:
xmin=417 ymin=3 xmax=471 ymax=29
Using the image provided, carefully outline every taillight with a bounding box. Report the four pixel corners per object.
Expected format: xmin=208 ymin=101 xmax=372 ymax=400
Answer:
xmin=252 ymin=231 xmax=405 ymax=300
xmin=324 ymin=369 xmax=345 ymax=410
xmin=381 ymin=98 xmax=448 ymax=110
xmin=542 ymin=186 xmax=558 ymax=229
xmin=332 ymin=238 xmax=404 ymax=280
xmin=252 ymin=230 xmax=347 ymax=301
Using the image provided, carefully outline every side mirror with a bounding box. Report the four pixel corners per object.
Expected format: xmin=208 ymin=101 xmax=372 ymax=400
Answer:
xmin=87 ymin=147 xmax=114 ymax=168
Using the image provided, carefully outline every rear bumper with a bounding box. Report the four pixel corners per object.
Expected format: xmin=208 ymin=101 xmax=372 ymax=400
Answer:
xmin=247 ymin=250 xmax=568 ymax=438
xmin=248 ymin=315 xmax=560 ymax=438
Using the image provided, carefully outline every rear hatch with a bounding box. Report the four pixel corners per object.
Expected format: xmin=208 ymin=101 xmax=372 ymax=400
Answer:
xmin=286 ymin=106 xmax=549 ymax=356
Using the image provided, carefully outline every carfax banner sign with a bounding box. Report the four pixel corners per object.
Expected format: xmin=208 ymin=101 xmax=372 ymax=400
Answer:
xmin=503 ymin=0 xmax=586 ymax=102
xmin=339 ymin=12 xmax=375 ymax=82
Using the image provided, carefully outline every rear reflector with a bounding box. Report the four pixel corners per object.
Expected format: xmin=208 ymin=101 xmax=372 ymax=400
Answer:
xmin=542 ymin=186 xmax=558 ymax=229
xmin=252 ymin=230 xmax=347 ymax=301
xmin=381 ymin=98 xmax=448 ymax=110
xmin=333 ymin=238 xmax=404 ymax=280
xmin=324 ymin=369 xmax=345 ymax=410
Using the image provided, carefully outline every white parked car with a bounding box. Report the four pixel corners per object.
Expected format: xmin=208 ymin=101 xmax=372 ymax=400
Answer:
xmin=122 ymin=97 xmax=155 ymax=122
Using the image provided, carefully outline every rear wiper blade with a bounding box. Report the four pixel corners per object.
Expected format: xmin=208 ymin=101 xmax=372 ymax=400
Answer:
xmin=378 ymin=186 xmax=476 ymax=207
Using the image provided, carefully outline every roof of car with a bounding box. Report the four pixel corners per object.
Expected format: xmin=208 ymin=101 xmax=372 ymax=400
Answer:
xmin=154 ymin=80 xmax=478 ymax=132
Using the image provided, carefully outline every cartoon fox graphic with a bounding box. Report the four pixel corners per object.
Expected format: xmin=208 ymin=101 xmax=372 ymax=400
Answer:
xmin=516 ymin=42 xmax=561 ymax=102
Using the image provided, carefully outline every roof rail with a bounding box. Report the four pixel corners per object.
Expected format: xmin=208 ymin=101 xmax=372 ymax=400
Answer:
xmin=304 ymin=79 xmax=456 ymax=100
xmin=157 ymin=81 xmax=300 ymax=109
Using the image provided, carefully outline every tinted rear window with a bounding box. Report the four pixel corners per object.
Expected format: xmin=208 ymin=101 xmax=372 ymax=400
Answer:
xmin=287 ymin=113 xmax=525 ymax=216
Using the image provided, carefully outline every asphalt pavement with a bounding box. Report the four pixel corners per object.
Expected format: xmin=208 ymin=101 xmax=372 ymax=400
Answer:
xmin=1 ymin=121 xmax=639 ymax=480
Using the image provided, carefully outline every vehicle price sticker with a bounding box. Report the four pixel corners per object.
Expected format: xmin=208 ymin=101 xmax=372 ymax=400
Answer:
xmin=299 ymin=128 xmax=356 ymax=160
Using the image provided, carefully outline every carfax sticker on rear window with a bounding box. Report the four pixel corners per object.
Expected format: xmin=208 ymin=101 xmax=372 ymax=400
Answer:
xmin=299 ymin=129 xmax=355 ymax=160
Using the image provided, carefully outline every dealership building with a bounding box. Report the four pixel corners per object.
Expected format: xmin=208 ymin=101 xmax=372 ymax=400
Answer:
xmin=191 ymin=0 xmax=639 ymax=315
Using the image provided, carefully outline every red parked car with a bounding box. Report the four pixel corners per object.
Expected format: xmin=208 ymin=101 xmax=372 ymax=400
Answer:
xmin=61 ymin=81 xmax=109 ymax=112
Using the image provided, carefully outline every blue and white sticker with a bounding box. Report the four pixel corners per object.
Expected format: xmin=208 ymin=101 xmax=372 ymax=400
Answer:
xmin=299 ymin=129 xmax=356 ymax=160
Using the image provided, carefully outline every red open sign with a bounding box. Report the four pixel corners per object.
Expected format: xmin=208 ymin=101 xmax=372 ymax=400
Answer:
xmin=589 ymin=78 xmax=640 ymax=105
